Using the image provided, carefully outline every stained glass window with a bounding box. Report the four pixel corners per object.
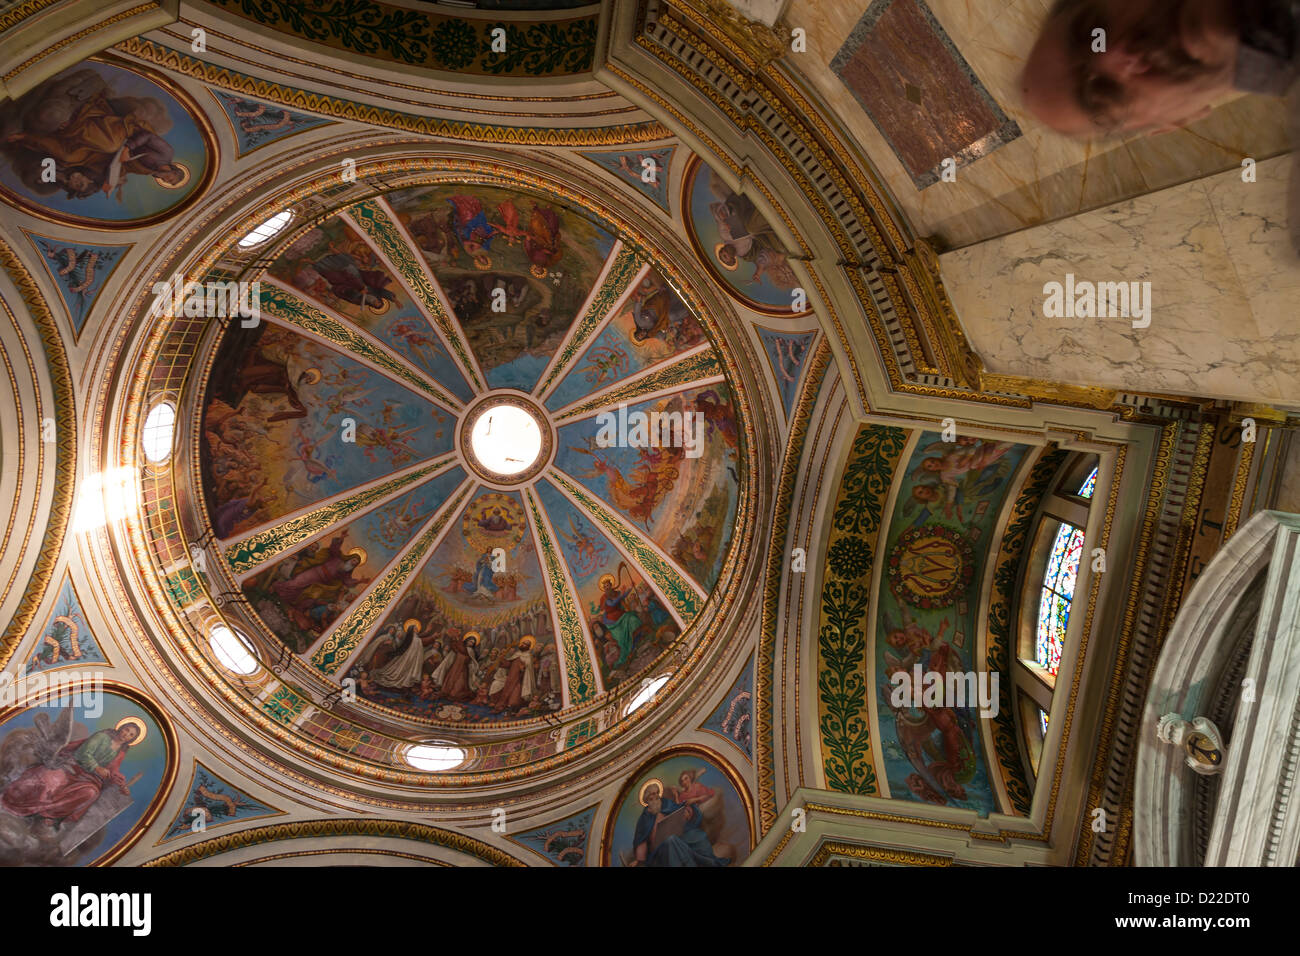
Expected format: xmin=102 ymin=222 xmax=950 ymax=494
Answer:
xmin=1039 ymin=709 xmax=1049 ymax=736
xmin=1077 ymin=466 xmax=1098 ymax=499
xmin=1036 ymin=522 xmax=1084 ymax=676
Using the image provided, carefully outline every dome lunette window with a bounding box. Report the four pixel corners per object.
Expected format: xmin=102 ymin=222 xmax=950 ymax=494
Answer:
xmin=238 ymin=209 xmax=293 ymax=248
xmin=624 ymin=673 xmax=671 ymax=716
xmin=405 ymin=743 xmax=466 ymax=771
xmin=210 ymin=624 xmax=259 ymax=675
xmin=141 ymin=402 xmax=176 ymax=463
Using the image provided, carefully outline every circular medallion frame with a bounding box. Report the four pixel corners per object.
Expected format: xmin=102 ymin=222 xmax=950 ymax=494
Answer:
xmin=457 ymin=391 xmax=555 ymax=487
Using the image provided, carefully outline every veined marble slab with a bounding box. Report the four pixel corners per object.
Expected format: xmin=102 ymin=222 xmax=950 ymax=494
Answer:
xmin=941 ymin=156 xmax=1300 ymax=407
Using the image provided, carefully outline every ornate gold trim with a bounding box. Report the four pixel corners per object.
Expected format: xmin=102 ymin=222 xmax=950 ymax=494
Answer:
xmin=0 ymin=235 xmax=75 ymax=669
xmin=979 ymin=373 xmax=1119 ymax=411
xmin=116 ymin=37 xmax=671 ymax=145
xmin=807 ymin=840 xmax=953 ymax=867
xmin=144 ymin=818 xmax=527 ymax=866
xmin=756 ymin=338 xmax=833 ymax=830
xmin=1223 ymin=439 xmax=1256 ymax=540
xmin=0 ymin=0 xmax=61 ymax=32
xmin=3 ymin=3 xmax=159 ymax=82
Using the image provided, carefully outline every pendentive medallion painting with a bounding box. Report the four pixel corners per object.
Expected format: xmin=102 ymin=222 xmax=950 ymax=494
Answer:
xmin=604 ymin=747 xmax=753 ymax=866
xmin=682 ymin=156 xmax=810 ymax=316
xmin=0 ymin=685 xmax=174 ymax=866
xmin=0 ymin=59 xmax=214 ymax=227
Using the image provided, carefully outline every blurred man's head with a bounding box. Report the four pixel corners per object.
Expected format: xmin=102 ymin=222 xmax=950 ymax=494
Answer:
xmin=1022 ymin=0 xmax=1239 ymax=136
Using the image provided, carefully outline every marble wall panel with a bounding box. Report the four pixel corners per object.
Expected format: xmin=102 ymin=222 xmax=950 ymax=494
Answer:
xmin=940 ymin=157 xmax=1300 ymax=406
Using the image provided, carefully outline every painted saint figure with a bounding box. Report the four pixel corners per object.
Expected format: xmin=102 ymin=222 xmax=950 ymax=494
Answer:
xmin=1 ymin=716 xmax=143 ymax=826
xmin=487 ymin=636 xmax=537 ymax=710
xmin=431 ymin=631 xmax=480 ymax=701
xmin=628 ymin=779 xmax=729 ymax=867
xmin=271 ymin=535 xmax=368 ymax=633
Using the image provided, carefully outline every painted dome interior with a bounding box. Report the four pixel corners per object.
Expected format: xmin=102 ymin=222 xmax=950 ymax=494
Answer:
xmin=0 ymin=0 xmax=1292 ymax=873
xmin=196 ymin=181 xmax=743 ymax=732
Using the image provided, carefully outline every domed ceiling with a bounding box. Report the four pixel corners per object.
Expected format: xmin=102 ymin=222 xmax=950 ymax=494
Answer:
xmin=193 ymin=180 xmax=745 ymax=736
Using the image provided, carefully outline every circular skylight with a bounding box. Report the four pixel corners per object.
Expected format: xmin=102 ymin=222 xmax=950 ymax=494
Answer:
xmin=405 ymin=743 xmax=466 ymax=771
xmin=469 ymin=403 xmax=542 ymax=476
xmin=210 ymin=624 xmax=259 ymax=675
xmin=141 ymin=402 xmax=176 ymax=463
xmin=237 ymin=209 xmax=293 ymax=249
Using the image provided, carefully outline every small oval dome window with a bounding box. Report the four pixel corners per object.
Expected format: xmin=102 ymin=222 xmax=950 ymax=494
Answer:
xmin=624 ymin=673 xmax=671 ymax=716
xmin=405 ymin=742 xmax=466 ymax=772
xmin=141 ymin=402 xmax=176 ymax=463
xmin=238 ymin=209 xmax=293 ymax=249
xmin=210 ymin=624 xmax=259 ymax=675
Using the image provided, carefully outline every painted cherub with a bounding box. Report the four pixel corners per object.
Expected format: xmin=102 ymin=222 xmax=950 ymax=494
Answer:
xmin=671 ymin=768 xmax=715 ymax=806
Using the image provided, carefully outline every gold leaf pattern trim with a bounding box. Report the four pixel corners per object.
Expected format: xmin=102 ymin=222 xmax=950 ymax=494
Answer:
xmin=145 ymin=818 xmax=525 ymax=867
xmin=223 ymin=456 xmax=456 ymax=575
xmin=524 ymin=488 xmax=596 ymax=704
xmin=311 ymin=480 xmax=472 ymax=673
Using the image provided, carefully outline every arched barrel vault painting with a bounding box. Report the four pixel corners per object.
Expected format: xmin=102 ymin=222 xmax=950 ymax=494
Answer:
xmin=817 ymin=425 xmax=1033 ymax=816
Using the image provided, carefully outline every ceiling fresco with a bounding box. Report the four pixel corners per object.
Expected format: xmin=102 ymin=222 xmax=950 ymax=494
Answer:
xmin=0 ymin=0 xmax=1226 ymax=873
xmin=816 ymin=424 xmax=1034 ymax=815
xmin=197 ymin=182 xmax=745 ymax=730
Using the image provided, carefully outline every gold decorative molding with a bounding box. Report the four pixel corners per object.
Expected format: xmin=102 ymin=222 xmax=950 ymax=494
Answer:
xmin=756 ymin=338 xmax=833 ymax=830
xmin=1227 ymin=402 xmax=1290 ymax=424
xmin=979 ymin=372 xmax=1118 ymax=411
xmin=1222 ymin=439 xmax=1256 ymax=541
xmin=807 ymin=840 xmax=953 ymax=867
xmin=901 ymin=239 xmax=982 ymax=388
xmin=679 ymin=0 xmax=792 ymax=71
xmin=0 ymin=0 xmax=60 ymax=33
xmin=144 ymin=819 xmax=527 ymax=867
xmin=115 ymin=37 xmax=670 ymax=146
xmin=0 ymin=236 xmax=75 ymax=669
